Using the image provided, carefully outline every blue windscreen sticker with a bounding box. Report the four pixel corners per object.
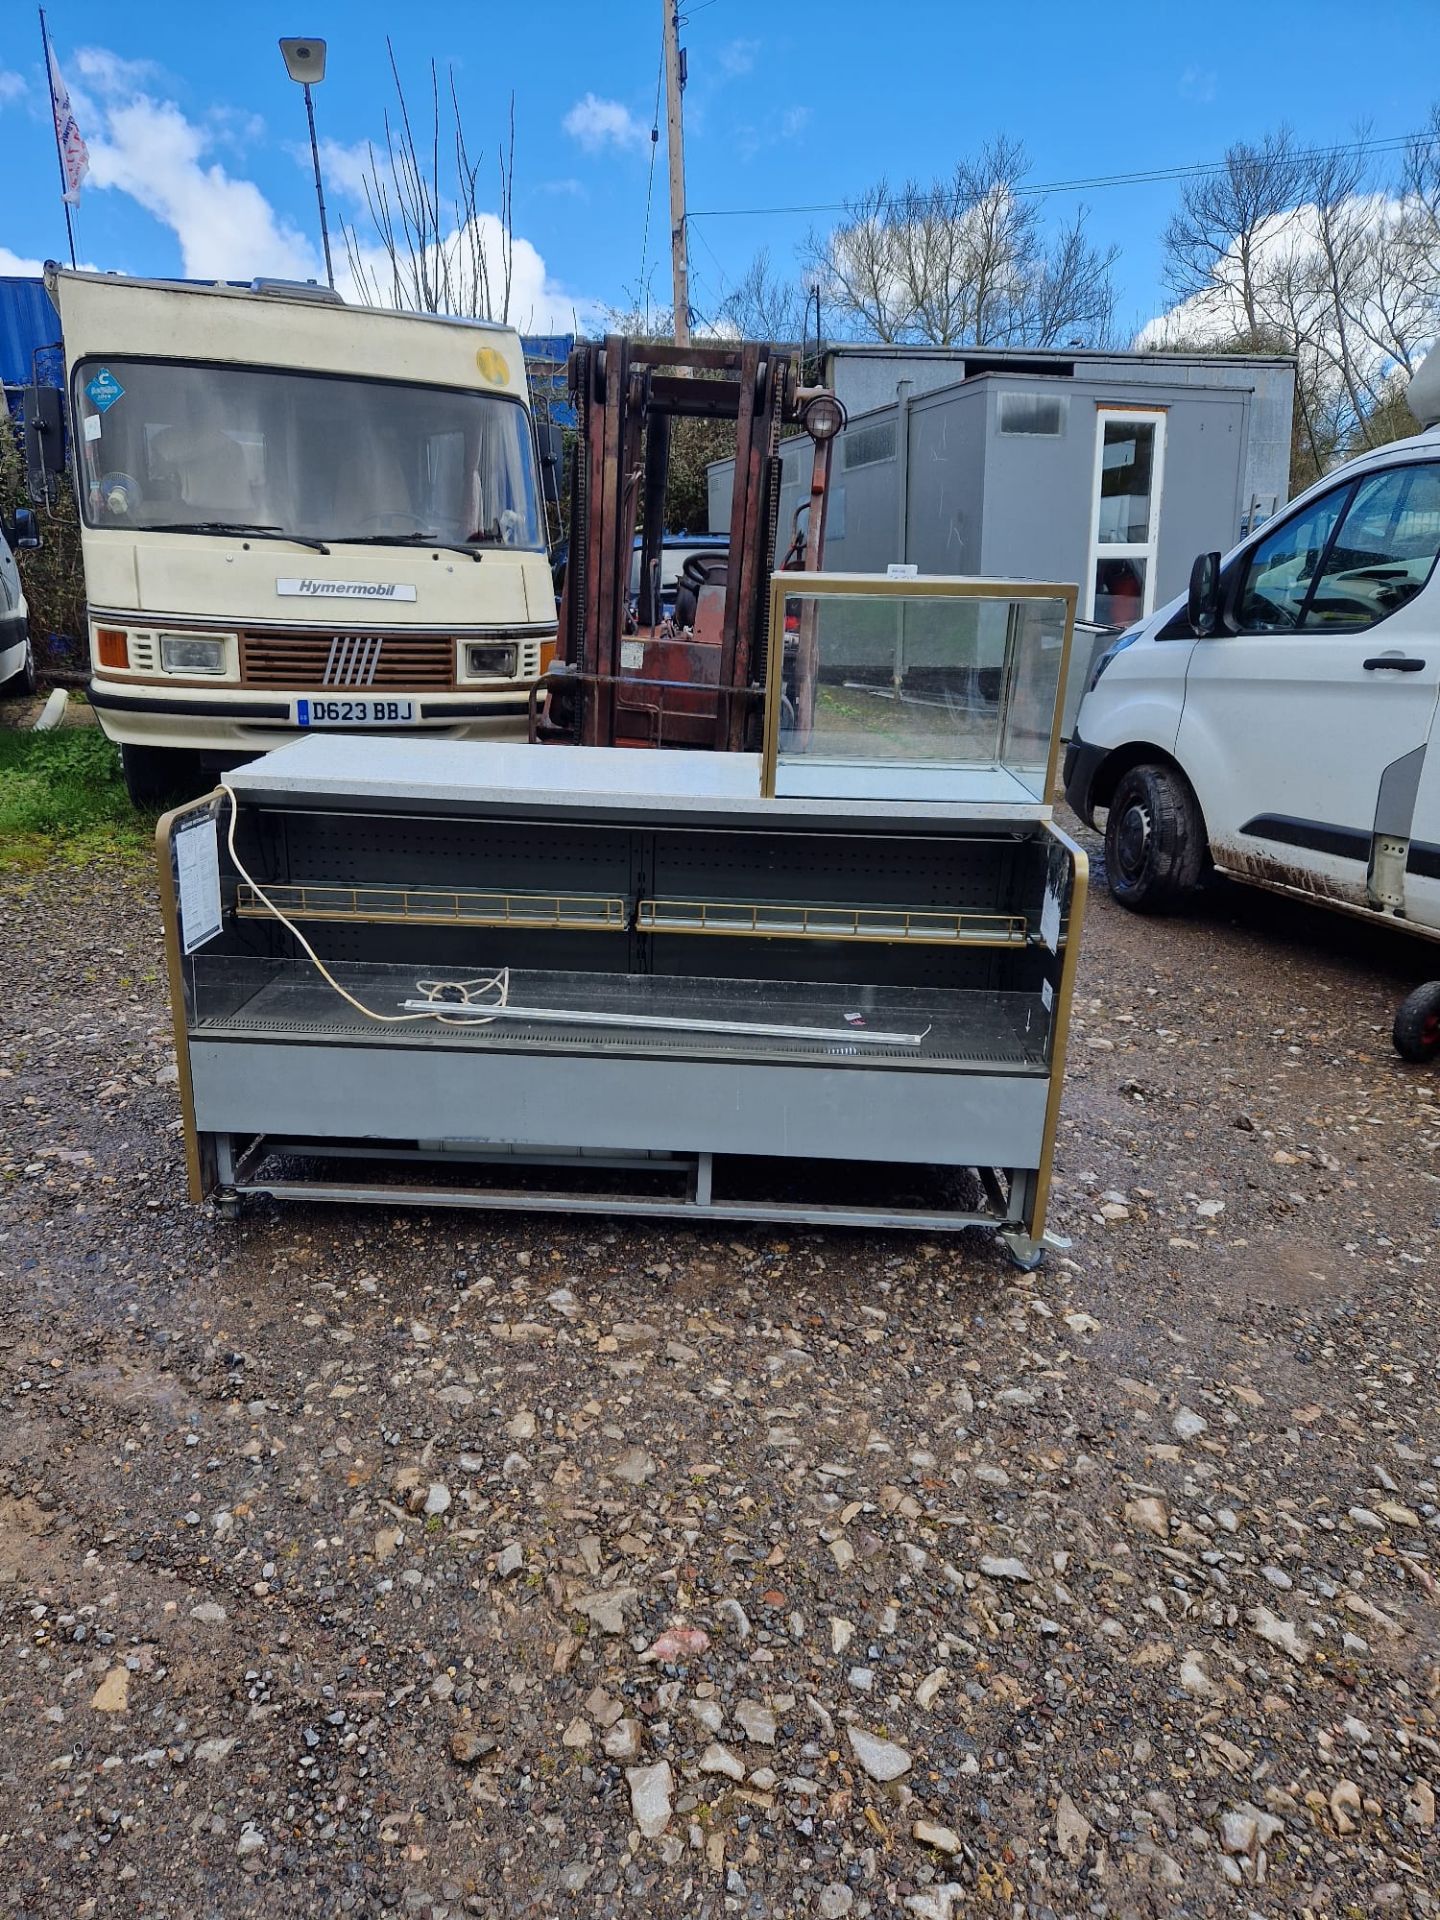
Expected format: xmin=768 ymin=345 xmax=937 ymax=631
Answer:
xmin=85 ymin=368 xmax=125 ymax=412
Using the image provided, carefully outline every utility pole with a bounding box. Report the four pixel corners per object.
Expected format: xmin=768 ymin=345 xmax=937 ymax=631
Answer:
xmin=660 ymin=0 xmax=690 ymax=344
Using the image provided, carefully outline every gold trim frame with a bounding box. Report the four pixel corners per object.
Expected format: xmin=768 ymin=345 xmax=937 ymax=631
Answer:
xmin=761 ymin=572 xmax=1078 ymax=800
xmin=1029 ymin=817 xmax=1089 ymax=1246
xmin=155 ymin=791 xmax=226 ymax=1203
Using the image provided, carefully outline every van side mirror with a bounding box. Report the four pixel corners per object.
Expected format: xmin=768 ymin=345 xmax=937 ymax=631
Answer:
xmin=4 ymin=506 xmax=41 ymax=552
xmin=1187 ymin=550 xmax=1222 ymax=637
xmin=535 ymin=421 xmax=564 ymax=509
xmin=23 ymin=384 xmax=66 ymax=502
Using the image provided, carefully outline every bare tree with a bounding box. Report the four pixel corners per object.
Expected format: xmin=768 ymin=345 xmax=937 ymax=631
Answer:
xmin=805 ymin=141 xmax=1117 ymax=349
xmin=341 ymin=40 xmax=516 ymax=324
xmin=714 ymin=250 xmax=811 ymax=343
xmin=1164 ymin=128 xmax=1305 ymax=334
xmin=1304 ymin=140 xmax=1380 ymax=444
xmin=808 ymin=180 xmax=915 ymax=342
xmin=1155 ymin=114 xmax=1440 ymax=488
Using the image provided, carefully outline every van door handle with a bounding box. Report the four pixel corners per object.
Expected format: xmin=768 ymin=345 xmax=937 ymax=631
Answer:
xmin=1363 ymin=655 xmax=1426 ymax=671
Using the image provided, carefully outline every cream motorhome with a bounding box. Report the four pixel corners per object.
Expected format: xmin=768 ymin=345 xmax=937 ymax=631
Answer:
xmin=46 ymin=270 xmax=556 ymax=803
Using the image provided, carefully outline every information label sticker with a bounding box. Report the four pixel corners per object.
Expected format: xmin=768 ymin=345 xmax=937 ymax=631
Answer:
xmin=620 ymin=639 xmax=645 ymax=669
xmin=84 ymin=367 xmax=125 ymax=413
xmin=82 ymin=413 xmax=102 ymax=442
xmin=1039 ymin=882 xmax=1062 ymax=955
xmin=175 ymin=814 xmax=223 ymax=954
xmin=886 ymin=562 xmax=919 ymax=579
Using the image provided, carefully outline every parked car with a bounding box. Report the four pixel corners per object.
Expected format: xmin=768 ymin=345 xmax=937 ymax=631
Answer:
xmin=1065 ymin=360 xmax=1440 ymax=1055
xmin=0 ymin=505 xmax=39 ymax=697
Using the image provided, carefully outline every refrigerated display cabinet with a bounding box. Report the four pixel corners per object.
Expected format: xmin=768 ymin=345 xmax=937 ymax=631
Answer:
xmin=157 ymin=575 xmax=1084 ymax=1263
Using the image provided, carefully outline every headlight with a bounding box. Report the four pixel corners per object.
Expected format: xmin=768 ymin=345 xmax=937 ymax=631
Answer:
xmin=466 ymin=643 xmax=518 ymax=679
xmin=160 ymin=634 xmax=227 ymax=675
xmin=1088 ymin=627 xmax=1142 ymax=691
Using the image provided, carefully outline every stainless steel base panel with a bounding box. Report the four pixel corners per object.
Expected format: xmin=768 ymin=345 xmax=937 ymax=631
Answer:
xmin=188 ymin=1041 xmax=1050 ymax=1170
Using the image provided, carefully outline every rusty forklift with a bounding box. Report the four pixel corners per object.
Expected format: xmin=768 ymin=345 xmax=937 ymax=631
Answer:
xmin=534 ymin=335 xmax=846 ymax=752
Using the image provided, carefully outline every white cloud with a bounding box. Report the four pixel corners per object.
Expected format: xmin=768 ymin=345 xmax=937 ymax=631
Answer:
xmin=22 ymin=46 xmax=603 ymax=334
xmin=72 ymin=47 xmax=163 ymax=96
xmin=1179 ymin=66 xmax=1217 ymax=105
xmin=0 ymin=69 xmax=25 ymax=106
xmin=562 ymin=92 xmax=649 ymax=154
xmin=0 ymin=244 xmax=48 ymax=274
xmin=90 ymin=94 xmax=318 ymax=280
xmin=206 ymin=105 xmax=267 ymax=156
xmin=1136 ymin=191 xmax=1436 ymax=412
xmin=0 ymin=245 xmax=100 ymax=274
xmin=317 ymin=137 xmax=377 ymax=208
xmin=717 ymin=39 xmax=760 ymax=79
xmin=342 ymin=216 xmax=601 ymax=334
xmin=733 ymin=104 xmax=811 ymax=163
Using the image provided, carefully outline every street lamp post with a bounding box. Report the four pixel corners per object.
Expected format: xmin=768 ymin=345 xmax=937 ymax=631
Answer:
xmin=279 ymin=36 xmax=334 ymax=290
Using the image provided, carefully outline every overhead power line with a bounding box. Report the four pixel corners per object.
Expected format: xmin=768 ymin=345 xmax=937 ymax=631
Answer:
xmin=687 ymin=129 xmax=1434 ymax=221
xmin=636 ymin=47 xmax=665 ymax=308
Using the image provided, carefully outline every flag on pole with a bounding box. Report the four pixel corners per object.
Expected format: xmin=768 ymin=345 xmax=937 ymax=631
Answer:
xmin=46 ymin=36 xmax=89 ymax=206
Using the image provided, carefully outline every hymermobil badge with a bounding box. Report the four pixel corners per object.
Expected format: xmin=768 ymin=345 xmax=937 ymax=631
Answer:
xmin=276 ymin=578 xmax=418 ymax=602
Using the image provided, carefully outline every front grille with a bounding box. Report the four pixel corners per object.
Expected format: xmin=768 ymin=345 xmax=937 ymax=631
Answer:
xmin=240 ymin=630 xmax=456 ymax=690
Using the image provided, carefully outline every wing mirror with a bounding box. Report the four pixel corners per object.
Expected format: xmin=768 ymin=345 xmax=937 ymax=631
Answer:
xmin=23 ymin=385 xmax=66 ymax=505
xmin=1187 ymin=550 xmax=1222 ymax=637
xmin=4 ymin=505 xmax=40 ymax=552
xmin=535 ymin=421 xmax=564 ymax=509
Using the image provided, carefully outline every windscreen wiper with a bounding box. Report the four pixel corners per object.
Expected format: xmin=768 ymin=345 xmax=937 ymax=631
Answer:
xmin=331 ymin=533 xmax=483 ymax=562
xmin=145 ymin=521 xmax=331 ymax=555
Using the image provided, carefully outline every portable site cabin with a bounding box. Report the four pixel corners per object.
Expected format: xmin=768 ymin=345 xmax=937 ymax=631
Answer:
xmin=708 ymin=345 xmax=1296 ymax=728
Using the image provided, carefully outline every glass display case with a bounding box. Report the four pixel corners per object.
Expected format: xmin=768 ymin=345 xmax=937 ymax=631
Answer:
xmin=156 ymin=581 xmax=1085 ymax=1266
xmin=763 ymin=574 xmax=1075 ymax=804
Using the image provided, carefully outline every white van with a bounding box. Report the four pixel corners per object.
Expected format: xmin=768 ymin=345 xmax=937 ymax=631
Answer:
xmin=0 ymin=505 xmax=39 ymax=696
xmin=1069 ymin=361 xmax=1440 ymax=907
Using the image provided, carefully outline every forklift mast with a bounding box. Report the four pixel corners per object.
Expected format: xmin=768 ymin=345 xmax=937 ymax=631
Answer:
xmin=540 ymin=335 xmax=843 ymax=752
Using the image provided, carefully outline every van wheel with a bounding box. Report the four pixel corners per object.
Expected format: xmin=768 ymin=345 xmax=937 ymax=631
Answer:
xmin=1104 ymin=763 xmax=1207 ymax=912
xmin=1393 ymin=982 xmax=1440 ymax=1063
xmin=119 ymin=744 xmax=203 ymax=809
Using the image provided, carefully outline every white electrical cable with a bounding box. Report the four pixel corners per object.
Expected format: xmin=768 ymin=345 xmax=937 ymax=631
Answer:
xmin=219 ymin=783 xmax=929 ymax=1049
xmin=220 ymin=783 xmax=510 ymax=1027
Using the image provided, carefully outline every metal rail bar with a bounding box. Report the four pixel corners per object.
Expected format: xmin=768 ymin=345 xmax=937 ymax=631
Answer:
xmin=234 ymin=882 xmax=629 ymax=932
xmin=635 ymin=899 xmax=1028 ymax=946
xmin=234 ymin=1172 xmax=1005 ymax=1232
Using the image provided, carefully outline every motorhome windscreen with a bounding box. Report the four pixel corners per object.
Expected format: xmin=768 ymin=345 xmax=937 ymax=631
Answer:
xmin=71 ymin=359 xmax=544 ymax=550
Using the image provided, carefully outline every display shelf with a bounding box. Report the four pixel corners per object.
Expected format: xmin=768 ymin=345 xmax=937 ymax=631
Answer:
xmin=191 ymin=957 xmax=1051 ymax=1072
xmin=636 ymin=898 xmax=1028 ymax=947
xmin=234 ymin=881 xmax=628 ymax=932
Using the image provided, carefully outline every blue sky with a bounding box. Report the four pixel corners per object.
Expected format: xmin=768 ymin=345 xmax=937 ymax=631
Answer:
xmin=2 ymin=0 xmax=1437 ymax=338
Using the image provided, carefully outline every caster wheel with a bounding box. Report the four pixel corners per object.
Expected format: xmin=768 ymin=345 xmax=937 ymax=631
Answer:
xmin=997 ymin=1231 xmax=1044 ymax=1272
xmin=214 ymin=1192 xmax=243 ymax=1222
xmin=1393 ymin=981 xmax=1440 ymax=1063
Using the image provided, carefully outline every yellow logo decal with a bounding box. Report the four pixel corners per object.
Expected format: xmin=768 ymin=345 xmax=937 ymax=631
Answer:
xmin=475 ymin=347 xmax=511 ymax=387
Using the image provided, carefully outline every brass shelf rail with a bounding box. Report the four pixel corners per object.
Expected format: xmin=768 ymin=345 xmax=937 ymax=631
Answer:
xmin=635 ymin=898 xmax=1028 ymax=947
xmin=235 ymin=882 xmax=629 ymax=932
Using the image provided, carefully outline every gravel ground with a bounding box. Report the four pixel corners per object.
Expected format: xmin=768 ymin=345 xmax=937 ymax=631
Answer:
xmin=0 ymin=826 xmax=1437 ymax=1919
